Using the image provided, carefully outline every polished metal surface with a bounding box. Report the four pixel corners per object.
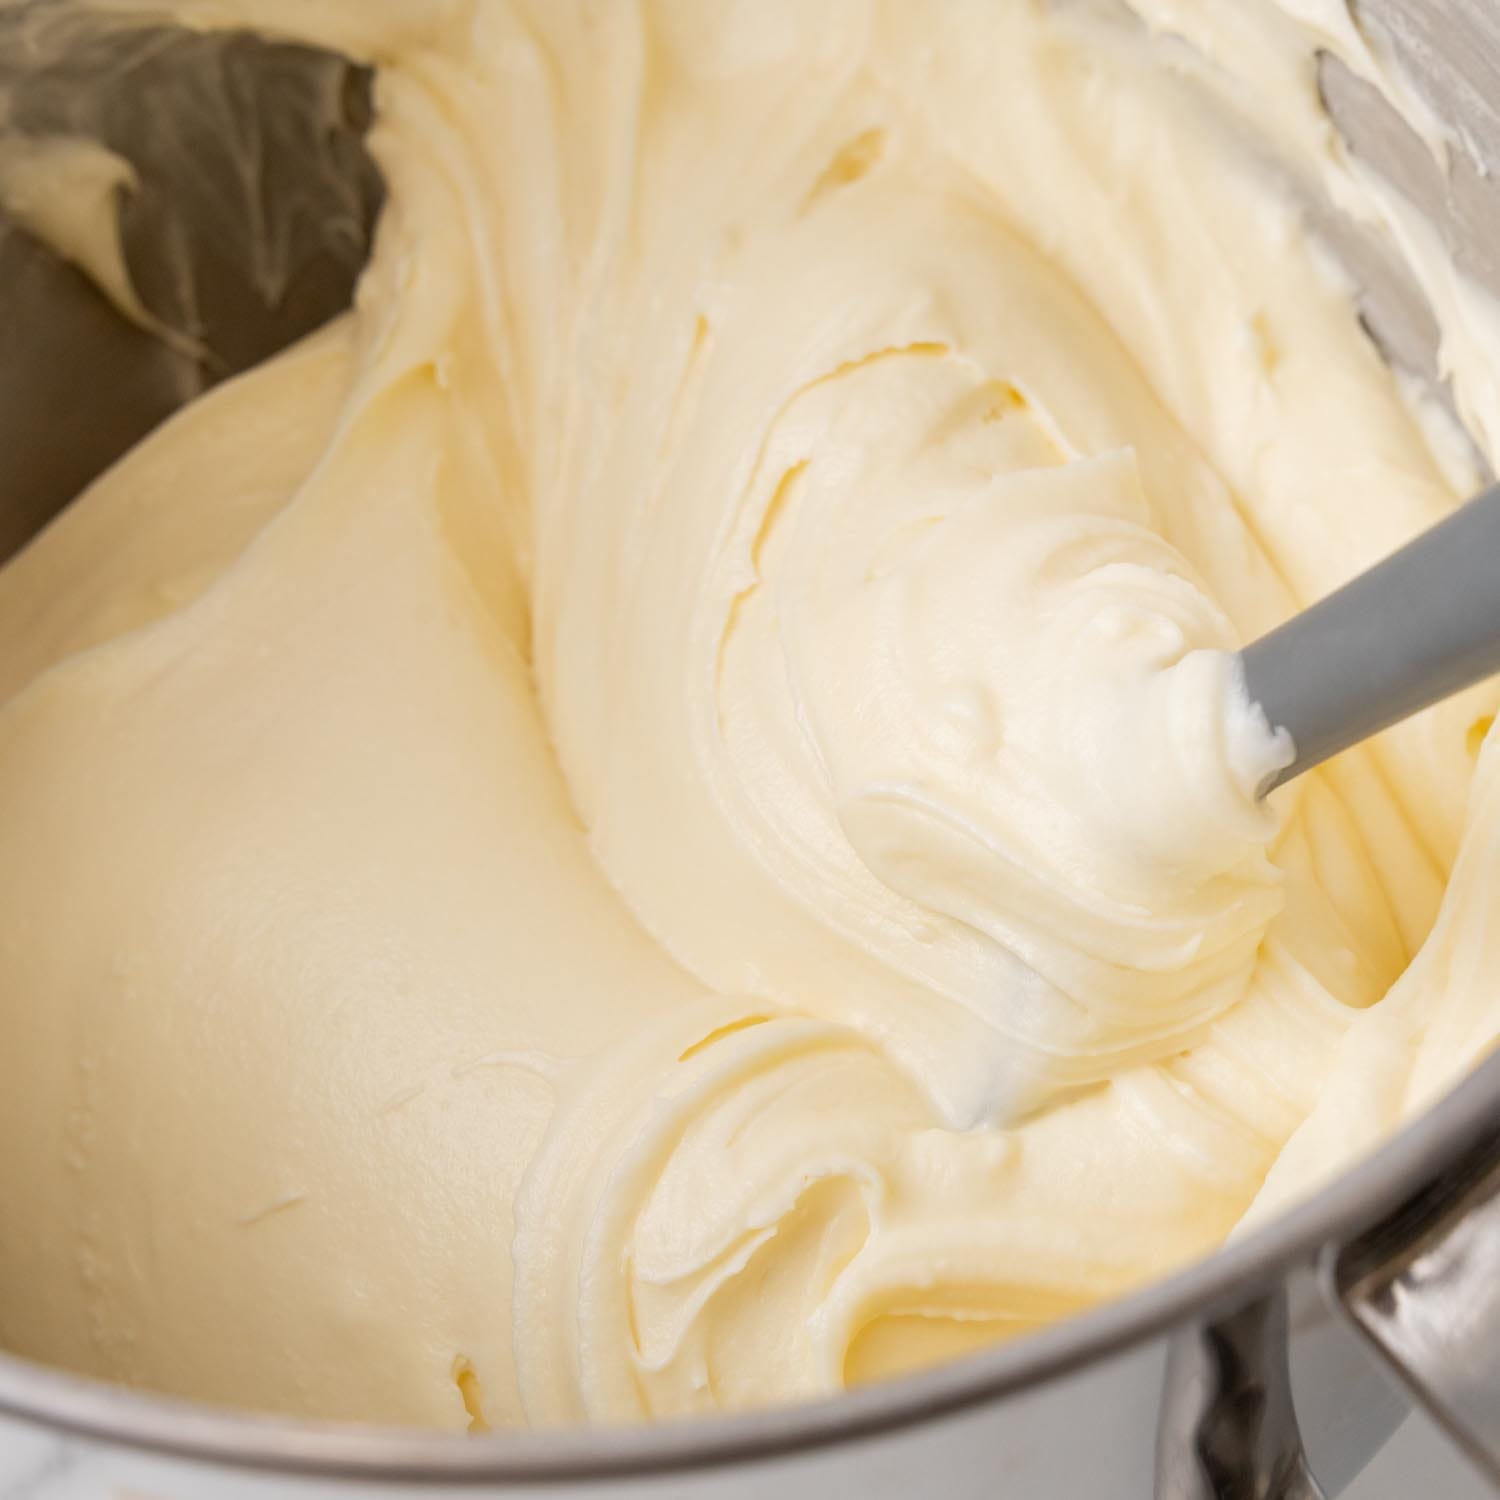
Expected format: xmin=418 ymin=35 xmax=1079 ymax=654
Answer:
xmin=1157 ymin=1291 xmax=1325 ymax=1500
xmin=1331 ymin=1118 xmax=1500 ymax=1488
xmin=0 ymin=2 xmax=381 ymax=563
xmin=2 ymin=2 xmax=1500 ymax=1497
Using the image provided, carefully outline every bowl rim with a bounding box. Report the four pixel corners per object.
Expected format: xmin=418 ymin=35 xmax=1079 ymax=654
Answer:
xmin=2 ymin=1047 xmax=1499 ymax=1484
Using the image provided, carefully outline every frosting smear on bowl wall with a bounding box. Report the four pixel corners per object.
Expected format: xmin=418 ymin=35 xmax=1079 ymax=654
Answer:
xmin=1 ymin=0 xmax=1498 ymax=1432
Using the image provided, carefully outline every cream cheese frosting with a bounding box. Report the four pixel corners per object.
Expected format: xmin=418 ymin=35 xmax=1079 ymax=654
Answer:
xmin=2 ymin=0 xmax=1499 ymax=1431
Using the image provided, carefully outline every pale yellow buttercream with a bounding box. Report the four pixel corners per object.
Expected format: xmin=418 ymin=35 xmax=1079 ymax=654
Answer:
xmin=1 ymin=0 xmax=1498 ymax=1431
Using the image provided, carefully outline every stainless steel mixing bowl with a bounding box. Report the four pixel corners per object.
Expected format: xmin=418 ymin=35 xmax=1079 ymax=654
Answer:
xmin=3 ymin=2 xmax=1500 ymax=1495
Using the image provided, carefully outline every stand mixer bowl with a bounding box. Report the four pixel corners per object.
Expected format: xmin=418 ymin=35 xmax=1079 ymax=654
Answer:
xmin=3 ymin=3 xmax=1500 ymax=1496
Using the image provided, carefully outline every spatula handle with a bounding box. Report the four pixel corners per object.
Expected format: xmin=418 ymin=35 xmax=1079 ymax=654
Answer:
xmin=1241 ymin=484 xmax=1500 ymax=793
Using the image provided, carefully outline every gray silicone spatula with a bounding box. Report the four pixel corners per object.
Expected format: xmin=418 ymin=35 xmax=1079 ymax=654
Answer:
xmin=1241 ymin=484 xmax=1500 ymax=795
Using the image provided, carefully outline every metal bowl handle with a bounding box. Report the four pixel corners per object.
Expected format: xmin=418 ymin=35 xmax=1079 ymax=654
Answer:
xmin=1156 ymin=1289 xmax=1327 ymax=1500
xmin=1322 ymin=1121 xmax=1500 ymax=1492
xmin=1159 ymin=1120 xmax=1500 ymax=1499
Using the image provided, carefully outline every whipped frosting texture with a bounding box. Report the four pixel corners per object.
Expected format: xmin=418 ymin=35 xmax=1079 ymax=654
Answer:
xmin=1 ymin=0 xmax=1498 ymax=1432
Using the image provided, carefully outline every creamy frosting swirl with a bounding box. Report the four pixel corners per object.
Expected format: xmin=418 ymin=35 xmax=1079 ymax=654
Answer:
xmin=0 ymin=0 xmax=1497 ymax=1432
